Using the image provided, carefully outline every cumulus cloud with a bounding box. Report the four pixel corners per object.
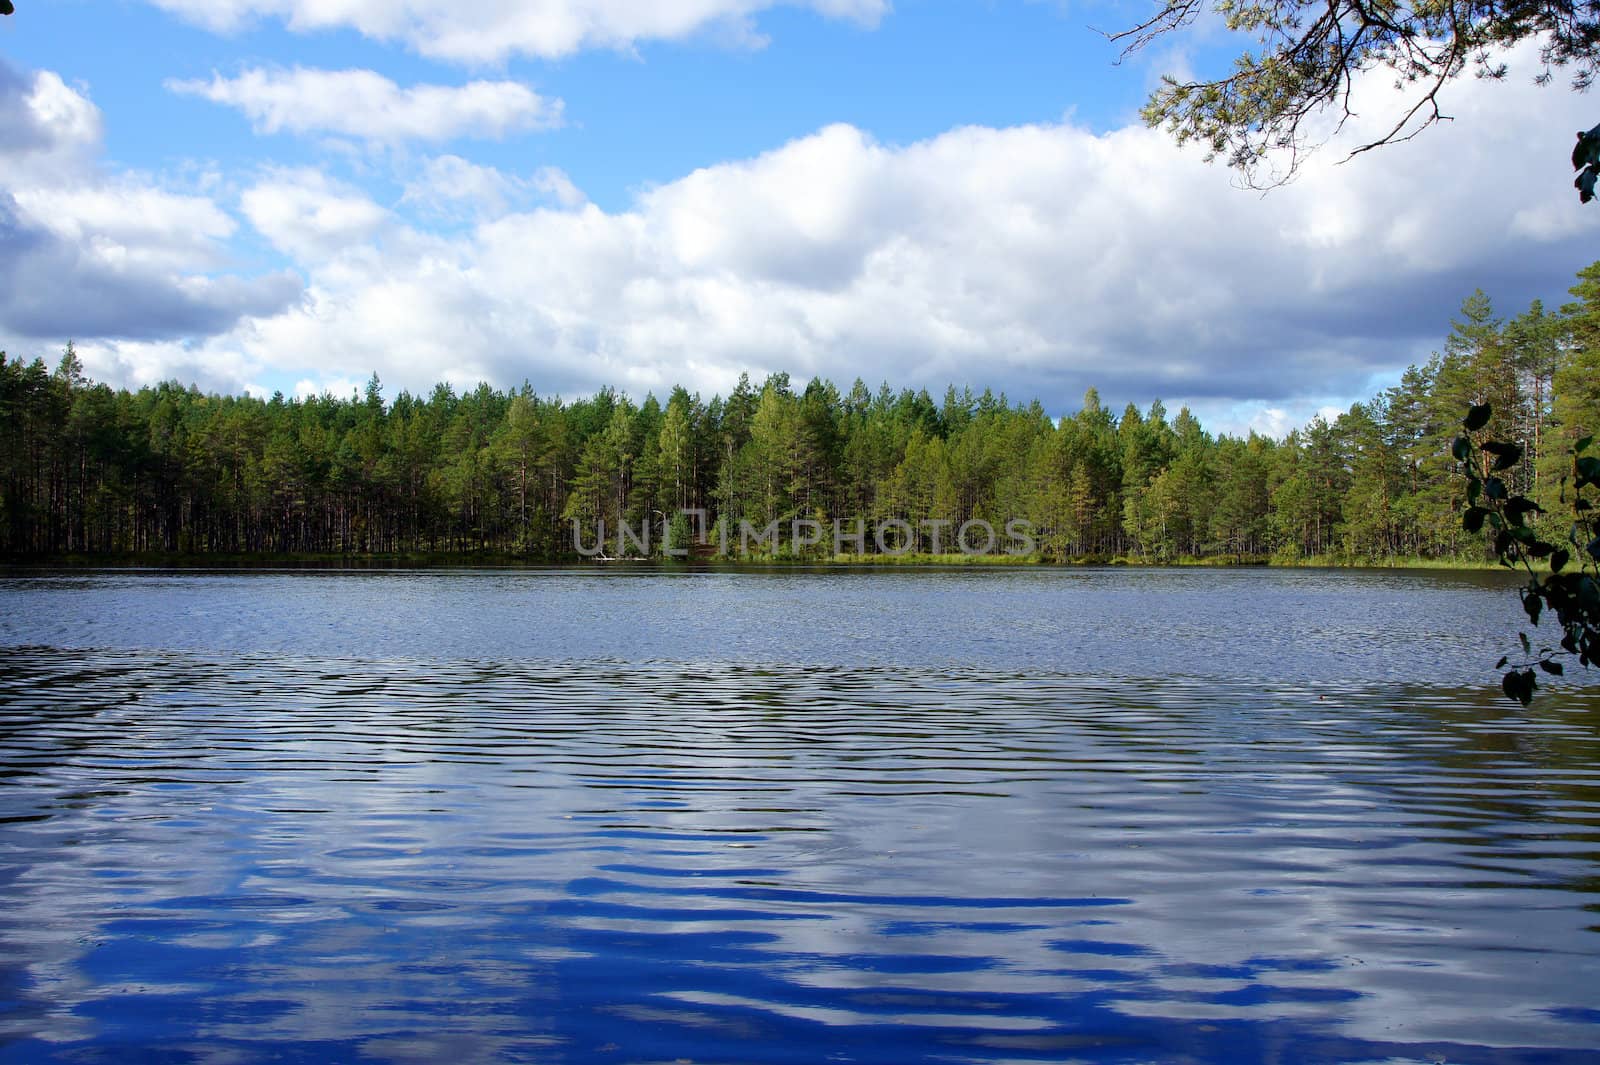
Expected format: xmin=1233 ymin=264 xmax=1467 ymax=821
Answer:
xmin=167 ymin=68 xmax=563 ymax=144
xmin=63 ymin=42 xmax=1600 ymax=430
xmin=3 ymin=70 xmax=98 ymax=154
xmin=69 ymin=335 xmax=274 ymax=397
xmin=294 ymin=376 xmax=367 ymax=401
xmin=401 ymin=156 xmax=586 ymax=221
xmin=0 ymin=60 xmax=301 ymax=362
xmin=146 ymin=0 xmax=890 ymax=62
xmin=12 ymin=184 xmax=236 ymax=271
xmin=241 ymin=169 xmax=391 ymax=260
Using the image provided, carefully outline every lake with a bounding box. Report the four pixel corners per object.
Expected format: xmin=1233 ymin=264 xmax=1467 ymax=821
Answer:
xmin=1 ymin=567 xmax=1597 ymax=1063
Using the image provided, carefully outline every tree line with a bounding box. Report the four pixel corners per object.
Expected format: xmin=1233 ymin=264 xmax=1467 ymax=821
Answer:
xmin=4 ymin=264 xmax=1599 ymax=563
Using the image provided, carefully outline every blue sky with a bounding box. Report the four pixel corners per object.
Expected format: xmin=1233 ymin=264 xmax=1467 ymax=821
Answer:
xmin=8 ymin=2 xmax=1147 ymax=203
xmin=2 ymin=1 xmax=1597 ymax=435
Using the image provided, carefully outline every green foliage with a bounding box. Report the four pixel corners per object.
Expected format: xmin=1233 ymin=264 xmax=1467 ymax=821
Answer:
xmin=5 ymin=263 xmax=1600 ymax=567
xmin=1458 ymin=408 xmax=1600 ymax=704
xmin=665 ymin=510 xmax=693 ymax=558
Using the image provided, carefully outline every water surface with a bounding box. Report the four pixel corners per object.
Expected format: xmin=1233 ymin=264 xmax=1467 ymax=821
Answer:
xmin=1 ymin=567 xmax=1596 ymax=1063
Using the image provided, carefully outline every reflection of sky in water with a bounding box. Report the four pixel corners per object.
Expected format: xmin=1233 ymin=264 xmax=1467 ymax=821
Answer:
xmin=0 ymin=570 xmax=1596 ymax=1062
xmin=0 ymin=565 xmax=1535 ymax=682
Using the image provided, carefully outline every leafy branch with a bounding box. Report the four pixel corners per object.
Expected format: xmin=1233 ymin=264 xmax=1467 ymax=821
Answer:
xmin=1105 ymin=0 xmax=1600 ymax=198
xmin=1458 ymin=402 xmax=1600 ymax=703
xmin=1576 ymin=122 xmax=1600 ymax=202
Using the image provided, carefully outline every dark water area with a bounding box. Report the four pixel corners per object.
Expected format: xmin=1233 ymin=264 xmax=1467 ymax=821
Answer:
xmin=1 ymin=568 xmax=1597 ymax=1063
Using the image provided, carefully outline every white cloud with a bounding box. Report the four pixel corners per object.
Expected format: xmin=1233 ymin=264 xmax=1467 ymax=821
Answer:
xmin=1 ymin=68 xmax=101 ymax=184
xmin=168 ymin=68 xmax=562 ymax=144
xmin=0 ymin=60 xmax=301 ymax=360
xmin=13 ymin=184 xmax=238 ymax=271
xmin=146 ymin=0 xmax=890 ymax=62
xmin=1247 ymin=407 xmax=1296 ymax=440
xmin=60 ymin=42 xmax=1600 ymax=429
xmin=241 ymin=169 xmax=391 ymax=260
xmin=532 ymin=167 xmax=587 ymax=209
xmin=72 ymin=336 xmax=269 ymax=395
xmin=1200 ymin=400 xmax=1358 ymax=442
xmin=401 ymin=156 xmax=586 ymax=221
xmin=21 ymin=71 xmax=102 ymax=153
xmin=293 ymin=376 xmax=366 ymax=401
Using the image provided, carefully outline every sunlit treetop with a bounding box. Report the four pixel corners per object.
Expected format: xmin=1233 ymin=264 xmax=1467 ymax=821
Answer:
xmin=1113 ymin=0 xmax=1600 ymax=194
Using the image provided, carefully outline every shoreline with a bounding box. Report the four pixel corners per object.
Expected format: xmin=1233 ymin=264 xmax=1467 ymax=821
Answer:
xmin=0 ymin=551 xmax=1511 ymax=572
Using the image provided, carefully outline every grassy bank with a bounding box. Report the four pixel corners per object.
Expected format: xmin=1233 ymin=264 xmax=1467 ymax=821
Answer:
xmin=1270 ymin=553 xmax=1505 ymax=571
xmin=817 ymin=551 xmax=1045 ymax=566
xmin=0 ymin=551 xmax=545 ymax=569
xmin=806 ymin=550 xmax=1501 ymax=569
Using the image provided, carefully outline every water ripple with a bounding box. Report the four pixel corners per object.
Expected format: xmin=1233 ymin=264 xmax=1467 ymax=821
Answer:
xmin=0 ymin=642 xmax=1597 ymax=1062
